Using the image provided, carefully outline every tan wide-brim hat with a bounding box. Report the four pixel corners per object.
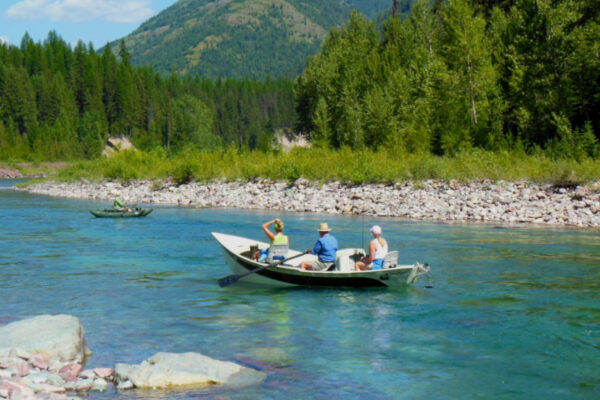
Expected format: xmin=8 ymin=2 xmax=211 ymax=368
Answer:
xmin=317 ymin=222 xmax=332 ymax=232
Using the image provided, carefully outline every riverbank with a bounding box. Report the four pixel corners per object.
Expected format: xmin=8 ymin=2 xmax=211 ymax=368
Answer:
xmin=0 ymin=163 xmax=70 ymax=179
xmin=0 ymin=168 xmax=23 ymax=179
xmin=18 ymin=178 xmax=600 ymax=228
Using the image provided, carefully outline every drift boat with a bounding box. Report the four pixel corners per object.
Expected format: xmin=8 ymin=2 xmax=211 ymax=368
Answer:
xmin=90 ymin=208 xmax=153 ymax=218
xmin=213 ymin=232 xmax=431 ymax=288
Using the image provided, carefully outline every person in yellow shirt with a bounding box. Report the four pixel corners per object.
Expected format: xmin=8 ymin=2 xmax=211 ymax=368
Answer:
xmin=253 ymin=218 xmax=289 ymax=262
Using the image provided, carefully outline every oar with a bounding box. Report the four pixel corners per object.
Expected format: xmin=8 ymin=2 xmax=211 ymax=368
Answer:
xmin=218 ymin=251 xmax=307 ymax=288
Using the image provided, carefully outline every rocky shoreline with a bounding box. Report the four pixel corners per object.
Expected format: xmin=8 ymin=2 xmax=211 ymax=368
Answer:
xmin=17 ymin=178 xmax=600 ymax=228
xmin=0 ymin=315 xmax=265 ymax=399
xmin=0 ymin=168 xmax=23 ymax=179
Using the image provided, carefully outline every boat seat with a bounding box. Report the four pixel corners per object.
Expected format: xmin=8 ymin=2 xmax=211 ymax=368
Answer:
xmin=266 ymin=244 xmax=289 ymax=263
xmin=335 ymin=248 xmax=366 ymax=272
xmin=382 ymin=251 xmax=399 ymax=269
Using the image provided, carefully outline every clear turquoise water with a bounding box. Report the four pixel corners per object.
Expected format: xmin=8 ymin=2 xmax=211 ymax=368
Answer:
xmin=1 ymin=180 xmax=599 ymax=399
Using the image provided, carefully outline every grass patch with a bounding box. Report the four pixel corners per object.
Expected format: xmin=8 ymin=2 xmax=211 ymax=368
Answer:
xmin=52 ymin=148 xmax=600 ymax=185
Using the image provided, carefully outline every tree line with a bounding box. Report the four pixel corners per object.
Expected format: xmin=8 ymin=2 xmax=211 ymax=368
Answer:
xmin=295 ymin=0 xmax=599 ymax=159
xmin=0 ymin=32 xmax=296 ymax=160
xmin=1 ymin=0 xmax=598 ymax=162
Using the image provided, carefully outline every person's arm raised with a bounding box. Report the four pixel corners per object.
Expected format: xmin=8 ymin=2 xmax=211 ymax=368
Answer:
xmin=262 ymin=220 xmax=276 ymax=241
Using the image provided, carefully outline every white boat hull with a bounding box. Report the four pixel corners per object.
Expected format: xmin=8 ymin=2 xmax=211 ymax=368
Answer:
xmin=213 ymin=232 xmax=431 ymax=288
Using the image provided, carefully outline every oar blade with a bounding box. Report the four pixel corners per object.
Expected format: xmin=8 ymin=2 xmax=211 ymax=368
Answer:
xmin=218 ymin=274 xmax=239 ymax=288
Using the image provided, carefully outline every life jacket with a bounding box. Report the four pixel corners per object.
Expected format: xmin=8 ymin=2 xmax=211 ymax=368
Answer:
xmin=271 ymin=233 xmax=289 ymax=245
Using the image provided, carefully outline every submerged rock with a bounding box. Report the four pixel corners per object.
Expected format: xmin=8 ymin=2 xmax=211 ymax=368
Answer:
xmin=246 ymin=347 xmax=292 ymax=368
xmin=114 ymin=352 xmax=266 ymax=389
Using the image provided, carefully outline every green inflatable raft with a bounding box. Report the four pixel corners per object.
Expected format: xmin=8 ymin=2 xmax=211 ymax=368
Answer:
xmin=90 ymin=208 xmax=153 ymax=218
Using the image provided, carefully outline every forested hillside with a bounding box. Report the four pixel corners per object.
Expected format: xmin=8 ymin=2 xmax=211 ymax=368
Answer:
xmin=0 ymin=34 xmax=295 ymax=160
xmin=295 ymin=0 xmax=600 ymax=158
xmin=110 ymin=0 xmax=393 ymax=79
xmin=2 ymin=0 xmax=598 ymax=166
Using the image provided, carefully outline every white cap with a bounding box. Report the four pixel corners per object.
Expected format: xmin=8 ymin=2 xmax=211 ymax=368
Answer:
xmin=370 ymin=225 xmax=382 ymax=235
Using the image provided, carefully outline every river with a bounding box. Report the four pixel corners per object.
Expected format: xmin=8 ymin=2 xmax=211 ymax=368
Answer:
xmin=1 ymin=180 xmax=599 ymax=399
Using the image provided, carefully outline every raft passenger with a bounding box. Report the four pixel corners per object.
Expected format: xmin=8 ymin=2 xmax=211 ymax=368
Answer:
xmin=301 ymin=223 xmax=338 ymax=271
xmin=254 ymin=218 xmax=289 ymax=262
xmin=113 ymin=197 xmax=132 ymax=212
xmin=355 ymin=225 xmax=388 ymax=270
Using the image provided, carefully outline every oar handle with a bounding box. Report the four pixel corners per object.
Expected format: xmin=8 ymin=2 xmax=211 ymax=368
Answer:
xmin=240 ymin=252 xmax=304 ymax=278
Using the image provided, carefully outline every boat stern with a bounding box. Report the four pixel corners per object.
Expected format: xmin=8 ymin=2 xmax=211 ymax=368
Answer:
xmin=406 ymin=262 xmax=432 ymax=285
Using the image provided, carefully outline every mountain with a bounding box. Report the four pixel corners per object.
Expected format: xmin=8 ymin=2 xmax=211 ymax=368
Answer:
xmin=109 ymin=0 xmax=393 ymax=79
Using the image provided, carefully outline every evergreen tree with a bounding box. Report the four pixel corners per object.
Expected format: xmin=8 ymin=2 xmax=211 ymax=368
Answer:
xmin=101 ymin=43 xmax=119 ymax=134
xmin=383 ymin=0 xmax=439 ymax=153
xmin=0 ymin=65 xmax=37 ymax=137
xmin=170 ymin=94 xmax=216 ymax=150
xmin=114 ymin=40 xmax=138 ymax=136
xmin=311 ymin=97 xmax=332 ymax=147
xmin=0 ymin=32 xmax=297 ymax=160
xmin=436 ymin=0 xmax=503 ymax=153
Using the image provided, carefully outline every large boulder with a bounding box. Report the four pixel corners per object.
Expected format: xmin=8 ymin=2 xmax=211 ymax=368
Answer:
xmin=115 ymin=352 xmax=266 ymax=389
xmin=102 ymin=136 xmax=136 ymax=157
xmin=275 ymin=131 xmax=310 ymax=152
xmin=0 ymin=315 xmax=92 ymax=363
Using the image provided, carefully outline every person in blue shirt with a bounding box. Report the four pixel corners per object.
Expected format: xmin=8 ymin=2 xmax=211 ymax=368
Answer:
xmin=300 ymin=222 xmax=338 ymax=271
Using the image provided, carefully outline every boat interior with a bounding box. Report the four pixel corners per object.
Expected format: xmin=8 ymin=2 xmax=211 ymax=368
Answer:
xmin=239 ymin=246 xmax=371 ymax=272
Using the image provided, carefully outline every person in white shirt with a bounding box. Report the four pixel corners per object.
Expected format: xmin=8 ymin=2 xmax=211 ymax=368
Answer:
xmin=355 ymin=225 xmax=388 ymax=271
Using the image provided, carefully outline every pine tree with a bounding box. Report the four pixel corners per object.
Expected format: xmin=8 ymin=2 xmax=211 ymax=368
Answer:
xmin=436 ymin=0 xmax=502 ymax=153
xmin=101 ymin=43 xmax=119 ymax=134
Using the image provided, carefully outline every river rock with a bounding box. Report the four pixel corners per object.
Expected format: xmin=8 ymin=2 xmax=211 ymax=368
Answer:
xmin=29 ymin=353 xmax=49 ymax=370
xmin=116 ymin=380 xmax=134 ymax=390
xmin=0 ymin=168 xmax=23 ymax=179
xmin=92 ymin=367 xmax=113 ymax=379
xmin=91 ymin=378 xmax=108 ymax=392
xmin=78 ymin=369 xmax=96 ymax=380
xmin=114 ymin=352 xmax=267 ymax=389
xmin=0 ymin=315 xmax=92 ymax=364
xmin=8 ymin=348 xmax=31 ymax=360
xmin=58 ymin=363 xmax=83 ymax=381
xmin=0 ymin=369 xmax=13 ymax=379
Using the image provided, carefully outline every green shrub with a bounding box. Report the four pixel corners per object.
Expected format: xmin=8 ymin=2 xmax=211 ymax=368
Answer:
xmin=50 ymin=147 xmax=600 ymax=185
xmin=170 ymin=159 xmax=197 ymax=185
